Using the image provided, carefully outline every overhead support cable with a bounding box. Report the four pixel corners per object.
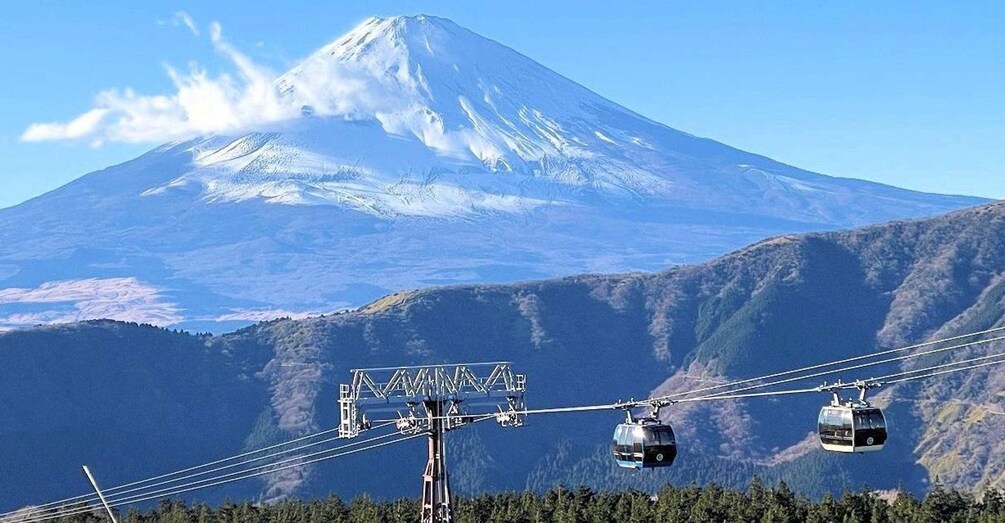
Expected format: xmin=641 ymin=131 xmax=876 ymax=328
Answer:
xmin=12 ymin=432 xmax=423 ymax=523
xmin=16 ymin=416 xmax=501 ymax=523
xmin=369 ymin=335 xmax=1005 ymax=422
xmin=678 ymin=334 xmax=1005 ymax=402
xmin=656 ymin=327 xmax=1005 ymax=401
xmin=0 ymin=422 xmax=393 ymax=519
xmin=678 ymin=353 xmax=1005 ymax=404
xmin=880 ymin=356 xmax=1005 ymax=384
xmin=470 ymin=350 xmax=1005 ymax=417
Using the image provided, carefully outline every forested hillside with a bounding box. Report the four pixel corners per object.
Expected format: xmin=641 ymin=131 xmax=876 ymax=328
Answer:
xmin=0 ymin=322 xmax=268 ymax=509
xmin=4 ymin=201 xmax=1005 ymax=510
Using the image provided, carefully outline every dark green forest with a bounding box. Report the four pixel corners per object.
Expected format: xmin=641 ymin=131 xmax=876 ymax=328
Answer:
xmin=28 ymin=481 xmax=1005 ymax=523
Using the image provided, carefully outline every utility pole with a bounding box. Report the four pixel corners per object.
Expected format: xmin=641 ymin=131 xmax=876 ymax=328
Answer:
xmin=82 ymin=465 xmax=119 ymax=523
xmin=339 ymin=362 xmax=525 ymax=523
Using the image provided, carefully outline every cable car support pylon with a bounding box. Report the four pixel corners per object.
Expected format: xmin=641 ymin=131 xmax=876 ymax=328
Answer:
xmin=338 ymin=362 xmax=526 ymax=523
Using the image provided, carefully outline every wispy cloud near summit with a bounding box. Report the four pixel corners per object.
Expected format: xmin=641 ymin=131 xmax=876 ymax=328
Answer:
xmin=21 ymin=18 xmax=296 ymax=145
xmin=171 ymin=11 xmax=200 ymax=36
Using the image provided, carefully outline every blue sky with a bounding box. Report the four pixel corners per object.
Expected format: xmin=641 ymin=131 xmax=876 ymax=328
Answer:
xmin=1 ymin=1 xmax=1002 ymax=209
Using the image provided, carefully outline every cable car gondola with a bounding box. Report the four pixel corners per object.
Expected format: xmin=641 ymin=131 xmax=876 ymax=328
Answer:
xmin=817 ymin=384 xmax=887 ymax=453
xmin=611 ymin=416 xmax=677 ymax=469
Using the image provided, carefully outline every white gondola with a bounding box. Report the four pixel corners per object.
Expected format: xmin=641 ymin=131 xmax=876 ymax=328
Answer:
xmin=611 ymin=417 xmax=677 ymax=469
xmin=817 ymin=384 xmax=888 ymax=453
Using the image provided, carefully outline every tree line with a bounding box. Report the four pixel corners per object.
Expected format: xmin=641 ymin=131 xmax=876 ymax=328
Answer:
xmin=31 ymin=480 xmax=1005 ymax=523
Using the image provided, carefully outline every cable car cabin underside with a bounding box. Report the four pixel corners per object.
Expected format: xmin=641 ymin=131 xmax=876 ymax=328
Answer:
xmin=818 ymin=405 xmax=887 ymax=453
xmin=612 ymin=421 xmax=677 ymax=469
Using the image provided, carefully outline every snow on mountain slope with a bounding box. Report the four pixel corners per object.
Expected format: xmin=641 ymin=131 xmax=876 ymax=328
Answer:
xmin=164 ymin=120 xmax=565 ymax=216
xmin=148 ymin=15 xmax=680 ymax=217
xmin=0 ymin=15 xmax=988 ymax=330
xmin=277 ymin=15 xmax=624 ymax=166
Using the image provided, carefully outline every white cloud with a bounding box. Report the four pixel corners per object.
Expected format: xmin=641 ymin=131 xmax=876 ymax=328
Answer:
xmin=21 ymin=23 xmax=298 ymax=145
xmin=21 ymin=108 xmax=109 ymax=142
xmin=157 ymin=10 xmax=200 ymax=36
xmin=0 ymin=277 xmax=182 ymax=328
xmin=173 ymin=11 xmax=200 ymax=36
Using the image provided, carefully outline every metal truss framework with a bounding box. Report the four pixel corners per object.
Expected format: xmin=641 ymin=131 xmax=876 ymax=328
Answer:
xmin=339 ymin=362 xmax=526 ymax=523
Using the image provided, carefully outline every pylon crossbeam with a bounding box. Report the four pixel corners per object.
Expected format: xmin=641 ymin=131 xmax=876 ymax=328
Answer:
xmin=343 ymin=363 xmax=524 ymax=406
xmin=383 ymin=369 xmax=408 ymax=396
xmin=485 ymin=364 xmax=504 ymax=389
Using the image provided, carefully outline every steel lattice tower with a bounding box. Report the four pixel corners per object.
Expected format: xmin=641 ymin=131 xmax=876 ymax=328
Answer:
xmin=339 ymin=362 xmax=525 ymax=523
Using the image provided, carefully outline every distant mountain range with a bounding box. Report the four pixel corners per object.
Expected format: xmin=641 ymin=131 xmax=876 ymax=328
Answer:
xmin=0 ymin=15 xmax=985 ymax=332
xmin=4 ymin=200 xmax=1005 ymax=512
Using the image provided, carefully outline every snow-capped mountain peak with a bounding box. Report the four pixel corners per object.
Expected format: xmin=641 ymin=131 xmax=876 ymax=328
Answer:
xmin=275 ymin=14 xmax=638 ymax=169
xmin=132 ymin=15 xmax=981 ymax=222
xmin=153 ymin=14 xmax=699 ymax=216
xmin=0 ymin=15 xmax=983 ymax=331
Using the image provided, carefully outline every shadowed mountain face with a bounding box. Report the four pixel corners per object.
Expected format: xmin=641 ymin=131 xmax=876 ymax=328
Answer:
xmin=3 ymin=201 xmax=1005 ymax=511
xmin=0 ymin=321 xmax=269 ymax=512
xmin=0 ymin=15 xmax=985 ymax=331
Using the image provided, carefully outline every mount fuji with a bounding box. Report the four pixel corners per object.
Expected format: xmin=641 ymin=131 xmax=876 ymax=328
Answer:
xmin=0 ymin=15 xmax=985 ymax=330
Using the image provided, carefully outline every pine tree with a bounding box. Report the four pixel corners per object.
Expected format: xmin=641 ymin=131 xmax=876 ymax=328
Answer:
xmin=347 ymin=495 xmax=381 ymax=523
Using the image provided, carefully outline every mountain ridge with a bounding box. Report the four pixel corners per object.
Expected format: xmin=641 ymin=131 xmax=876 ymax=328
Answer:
xmin=5 ymin=200 xmax=1005 ymax=509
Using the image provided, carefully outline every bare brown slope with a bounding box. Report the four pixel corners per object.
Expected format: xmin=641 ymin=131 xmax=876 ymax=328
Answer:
xmin=219 ymin=201 xmax=1005 ymax=496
